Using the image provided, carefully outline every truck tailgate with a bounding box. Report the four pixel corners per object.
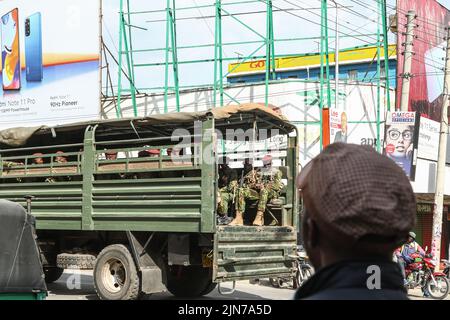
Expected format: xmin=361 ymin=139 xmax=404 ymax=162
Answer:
xmin=213 ymin=226 xmax=297 ymax=282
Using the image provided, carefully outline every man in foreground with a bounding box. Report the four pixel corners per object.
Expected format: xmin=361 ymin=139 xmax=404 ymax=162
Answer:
xmin=294 ymin=143 xmax=416 ymax=300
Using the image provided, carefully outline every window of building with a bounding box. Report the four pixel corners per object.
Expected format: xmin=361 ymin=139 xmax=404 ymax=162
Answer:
xmin=348 ymin=70 xmax=358 ymax=81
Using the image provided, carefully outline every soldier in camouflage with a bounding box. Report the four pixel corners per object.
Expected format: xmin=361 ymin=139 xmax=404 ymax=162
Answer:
xmin=1 ymin=158 xmax=24 ymax=183
xmin=229 ymin=155 xmax=283 ymax=226
xmin=217 ymin=157 xmax=238 ymax=225
xmin=46 ymin=151 xmax=72 ymax=183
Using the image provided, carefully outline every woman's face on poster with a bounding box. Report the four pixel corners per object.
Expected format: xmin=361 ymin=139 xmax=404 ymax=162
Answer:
xmin=386 ymin=124 xmax=414 ymax=157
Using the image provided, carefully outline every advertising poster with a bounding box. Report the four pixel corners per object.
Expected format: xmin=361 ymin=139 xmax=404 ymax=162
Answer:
xmin=397 ymin=0 xmax=450 ymax=121
xmin=384 ymin=111 xmax=418 ymax=180
xmin=417 ymin=116 xmax=440 ymax=162
xmin=330 ymin=109 xmax=348 ymax=143
xmin=0 ymin=0 xmax=100 ymax=129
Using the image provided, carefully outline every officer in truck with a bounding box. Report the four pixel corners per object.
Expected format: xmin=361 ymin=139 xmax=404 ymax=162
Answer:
xmin=229 ymin=154 xmax=283 ymax=226
xmin=217 ymin=156 xmax=238 ymax=225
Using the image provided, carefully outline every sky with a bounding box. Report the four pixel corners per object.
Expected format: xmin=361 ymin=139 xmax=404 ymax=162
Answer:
xmin=101 ymin=0 xmax=450 ymax=94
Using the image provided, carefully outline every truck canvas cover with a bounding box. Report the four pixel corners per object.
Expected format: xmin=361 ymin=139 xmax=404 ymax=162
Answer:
xmin=0 ymin=103 xmax=295 ymax=147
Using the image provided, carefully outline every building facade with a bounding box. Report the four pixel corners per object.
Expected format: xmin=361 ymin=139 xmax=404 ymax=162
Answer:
xmin=227 ymin=44 xmax=397 ymax=88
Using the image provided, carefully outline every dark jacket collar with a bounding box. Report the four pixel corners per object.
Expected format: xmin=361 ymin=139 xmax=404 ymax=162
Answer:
xmin=294 ymin=259 xmax=408 ymax=300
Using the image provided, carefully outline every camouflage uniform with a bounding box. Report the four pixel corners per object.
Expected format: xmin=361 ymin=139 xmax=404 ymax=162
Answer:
xmin=2 ymin=161 xmax=20 ymax=168
xmin=2 ymin=160 xmax=24 ymax=183
xmin=236 ymin=167 xmax=283 ymax=213
xmin=46 ymin=157 xmax=72 ymax=183
xmin=217 ymin=166 xmax=238 ymax=216
xmin=257 ymin=167 xmax=283 ymax=212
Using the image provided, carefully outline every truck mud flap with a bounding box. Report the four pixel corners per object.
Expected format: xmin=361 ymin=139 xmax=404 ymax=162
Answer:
xmin=213 ymin=226 xmax=297 ymax=282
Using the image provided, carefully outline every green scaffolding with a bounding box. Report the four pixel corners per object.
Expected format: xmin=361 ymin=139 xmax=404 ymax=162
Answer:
xmin=113 ymin=0 xmax=392 ymax=152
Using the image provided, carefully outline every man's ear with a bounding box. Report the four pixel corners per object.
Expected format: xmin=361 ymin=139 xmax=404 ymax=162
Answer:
xmin=302 ymin=215 xmax=319 ymax=250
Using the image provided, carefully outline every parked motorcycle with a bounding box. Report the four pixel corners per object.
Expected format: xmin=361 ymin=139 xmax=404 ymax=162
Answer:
xmin=405 ymin=251 xmax=449 ymax=299
xmin=442 ymin=259 xmax=450 ymax=280
xmin=269 ymin=245 xmax=313 ymax=289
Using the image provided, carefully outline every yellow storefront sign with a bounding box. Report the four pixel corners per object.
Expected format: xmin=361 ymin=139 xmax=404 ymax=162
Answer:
xmin=228 ymin=45 xmax=396 ymax=75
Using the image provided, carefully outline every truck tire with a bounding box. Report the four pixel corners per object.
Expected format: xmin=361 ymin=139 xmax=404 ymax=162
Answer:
xmin=43 ymin=266 xmax=64 ymax=283
xmin=93 ymin=244 xmax=140 ymax=300
xmin=199 ymin=282 xmax=218 ymax=296
xmin=57 ymin=253 xmax=96 ymax=270
xmin=167 ymin=265 xmax=215 ymax=297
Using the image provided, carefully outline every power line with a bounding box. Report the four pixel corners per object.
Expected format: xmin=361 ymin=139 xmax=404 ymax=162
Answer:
xmin=283 ymin=0 xmax=382 ymax=45
xmin=257 ymin=0 xmax=380 ymax=47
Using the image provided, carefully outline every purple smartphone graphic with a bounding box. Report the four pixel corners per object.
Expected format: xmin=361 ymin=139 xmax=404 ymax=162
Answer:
xmin=1 ymin=8 xmax=21 ymax=90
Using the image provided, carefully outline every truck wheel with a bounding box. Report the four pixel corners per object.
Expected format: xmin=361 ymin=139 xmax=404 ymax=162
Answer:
xmin=43 ymin=266 xmax=64 ymax=283
xmin=94 ymin=245 xmax=140 ymax=300
xmin=199 ymin=282 xmax=218 ymax=296
xmin=167 ymin=265 xmax=215 ymax=297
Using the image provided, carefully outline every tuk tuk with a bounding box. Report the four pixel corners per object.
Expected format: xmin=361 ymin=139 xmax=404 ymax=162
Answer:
xmin=0 ymin=200 xmax=47 ymax=300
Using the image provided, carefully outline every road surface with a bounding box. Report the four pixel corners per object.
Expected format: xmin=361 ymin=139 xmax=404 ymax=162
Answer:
xmin=46 ymin=269 xmax=448 ymax=300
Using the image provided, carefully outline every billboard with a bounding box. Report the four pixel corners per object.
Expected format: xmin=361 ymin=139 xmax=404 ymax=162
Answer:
xmin=0 ymin=0 xmax=100 ymax=129
xmin=417 ymin=116 xmax=440 ymax=162
xmin=384 ymin=111 xmax=419 ymax=180
xmin=330 ymin=109 xmax=347 ymax=143
xmin=397 ymin=0 xmax=450 ymax=121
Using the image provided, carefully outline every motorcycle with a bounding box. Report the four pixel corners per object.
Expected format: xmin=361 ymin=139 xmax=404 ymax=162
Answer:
xmin=269 ymin=245 xmax=314 ymax=289
xmin=442 ymin=259 xmax=450 ymax=280
xmin=405 ymin=251 xmax=450 ymax=299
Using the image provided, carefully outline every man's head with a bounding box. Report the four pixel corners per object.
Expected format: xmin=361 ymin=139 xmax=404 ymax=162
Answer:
xmin=408 ymin=231 xmax=416 ymax=243
xmin=32 ymin=152 xmax=44 ymax=165
xmin=220 ymin=156 xmax=231 ymax=167
xmin=262 ymin=155 xmax=273 ymax=168
xmin=138 ymin=149 xmax=160 ymax=158
xmin=341 ymin=112 xmax=348 ymax=134
xmin=105 ymin=151 xmax=118 ymax=160
xmin=147 ymin=149 xmax=160 ymax=158
xmin=297 ymin=143 xmax=416 ymax=270
xmin=244 ymin=158 xmax=253 ymax=173
xmin=55 ymin=151 xmax=67 ymax=163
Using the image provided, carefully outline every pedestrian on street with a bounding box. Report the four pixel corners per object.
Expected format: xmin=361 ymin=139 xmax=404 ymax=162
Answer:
xmin=294 ymin=143 xmax=416 ymax=300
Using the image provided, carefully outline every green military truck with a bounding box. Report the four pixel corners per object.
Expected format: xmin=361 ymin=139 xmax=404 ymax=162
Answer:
xmin=0 ymin=104 xmax=299 ymax=300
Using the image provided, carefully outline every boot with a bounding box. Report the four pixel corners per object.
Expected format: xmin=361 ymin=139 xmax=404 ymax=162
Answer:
xmin=229 ymin=211 xmax=244 ymax=226
xmin=252 ymin=211 xmax=264 ymax=226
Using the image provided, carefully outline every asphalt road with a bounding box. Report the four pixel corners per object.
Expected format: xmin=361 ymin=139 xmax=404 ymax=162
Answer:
xmin=46 ymin=270 xmax=295 ymax=300
xmin=46 ymin=269 xmax=448 ymax=300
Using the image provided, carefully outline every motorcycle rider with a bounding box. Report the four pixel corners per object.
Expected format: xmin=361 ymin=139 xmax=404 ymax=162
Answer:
xmin=395 ymin=231 xmax=427 ymax=295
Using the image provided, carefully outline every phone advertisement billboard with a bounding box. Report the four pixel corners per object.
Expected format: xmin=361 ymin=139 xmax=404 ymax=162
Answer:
xmin=0 ymin=0 xmax=100 ymax=129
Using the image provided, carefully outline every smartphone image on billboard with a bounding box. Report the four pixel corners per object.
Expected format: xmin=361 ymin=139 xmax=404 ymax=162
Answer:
xmin=25 ymin=12 xmax=43 ymax=82
xmin=1 ymin=8 xmax=21 ymax=90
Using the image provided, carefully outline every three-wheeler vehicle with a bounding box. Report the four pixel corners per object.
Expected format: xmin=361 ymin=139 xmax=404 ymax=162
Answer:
xmin=0 ymin=199 xmax=47 ymax=300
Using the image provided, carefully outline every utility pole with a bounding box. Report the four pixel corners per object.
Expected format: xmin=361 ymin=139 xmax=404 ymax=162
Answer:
xmin=399 ymin=10 xmax=416 ymax=111
xmin=332 ymin=0 xmax=339 ymax=109
xmin=431 ymin=26 xmax=450 ymax=270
